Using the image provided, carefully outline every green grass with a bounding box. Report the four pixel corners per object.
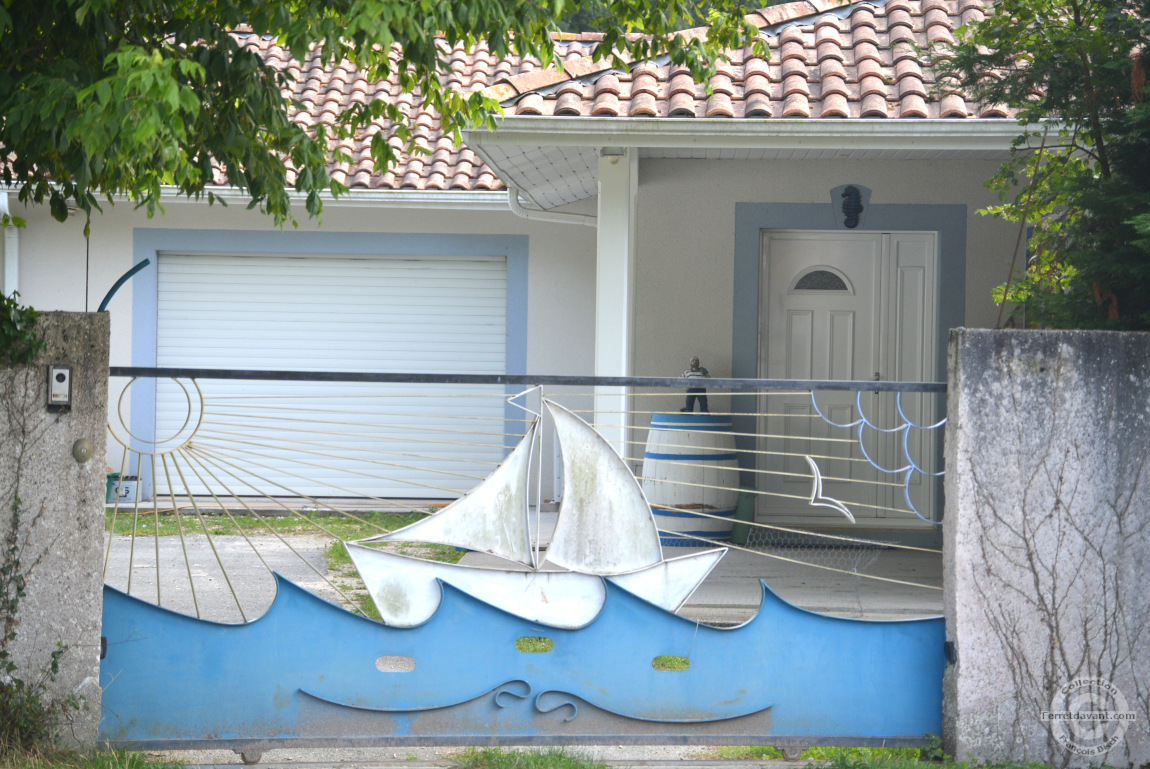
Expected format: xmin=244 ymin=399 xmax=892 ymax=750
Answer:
xmin=651 ymin=655 xmax=690 ymax=672
xmin=322 ymin=537 xmax=464 ymax=623
xmin=805 ymin=746 xmax=925 ymax=764
xmin=450 ymin=746 xmax=1059 ymax=769
xmin=396 ymin=541 xmax=466 ymax=563
xmin=105 ymin=505 xmax=469 ymax=624
xmin=705 ymin=745 xmax=787 ymax=760
xmin=0 ymin=750 xmax=179 ymax=769
xmin=104 ymin=508 xmax=425 ymax=539
xmin=515 ymin=637 xmax=555 ymax=653
xmin=326 ymin=540 xmax=355 ymax=567
xmin=453 ymin=748 xmax=609 ymax=769
xmin=701 ymin=739 xmax=1045 ymax=767
xmin=699 ymin=745 xmax=930 ymax=763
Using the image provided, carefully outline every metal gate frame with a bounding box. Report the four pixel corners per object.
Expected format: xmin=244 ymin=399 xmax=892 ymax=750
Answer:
xmin=100 ymin=369 xmax=946 ymax=759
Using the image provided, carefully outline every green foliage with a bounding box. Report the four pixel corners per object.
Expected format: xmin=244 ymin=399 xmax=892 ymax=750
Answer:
xmin=0 ymin=0 xmax=764 ymax=228
xmin=934 ymin=0 xmax=1150 ymax=328
xmin=918 ymin=733 xmax=946 ymax=763
xmin=558 ymin=0 xmax=790 ymax=32
xmin=0 ymin=294 xmax=45 ymax=368
xmin=0 ymin=647 xmax=72 ymax=756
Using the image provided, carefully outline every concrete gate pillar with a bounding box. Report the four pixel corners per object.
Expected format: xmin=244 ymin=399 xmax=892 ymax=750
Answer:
xmin=943 ymin=329 xmax=1149 ymax=767
xmin=1 ymin=312 xmax=109 ymax=749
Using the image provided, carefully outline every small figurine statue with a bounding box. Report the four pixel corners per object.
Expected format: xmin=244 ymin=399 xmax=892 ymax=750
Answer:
xmin=681 ymin=356 xmax=710 ymax=413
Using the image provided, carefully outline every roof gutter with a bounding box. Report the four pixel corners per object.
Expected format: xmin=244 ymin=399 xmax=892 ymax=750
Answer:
xmin=467 ymin=116 xmax=1030 ymax=154
xmin=157 ymin=186 xmax=512 ymax=211
xmin=507 ymin=187 xmax=597 ymax=227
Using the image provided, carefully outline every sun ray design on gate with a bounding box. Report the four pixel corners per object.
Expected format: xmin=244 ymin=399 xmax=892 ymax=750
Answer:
xmin=104 ymin=376 xmax=947 ymax=628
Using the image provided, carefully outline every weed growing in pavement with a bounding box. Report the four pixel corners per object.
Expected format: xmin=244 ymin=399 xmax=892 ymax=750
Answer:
xmin=453 ymin=748 xmax=610 ymax=769
xmin=322 ymin=535 xmax=464 ymax=623
xmin=0 ymin=749 xmax=179 ymax=769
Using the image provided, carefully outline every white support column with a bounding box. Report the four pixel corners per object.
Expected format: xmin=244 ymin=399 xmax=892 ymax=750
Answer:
xmin=0 ymin=193 xmax=18 ymax=296
xmin=594 ymin=147 xmax=638 ymax=457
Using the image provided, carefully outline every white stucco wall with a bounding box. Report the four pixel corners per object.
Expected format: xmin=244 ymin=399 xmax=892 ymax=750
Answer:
xmin=12 ymin=193 xmax=598 ymax=498
xmin=11 ymin=195 xmax=598 ymax=378
xmin=632 ymin=156 xmax=1016 ymax=384
xmin=11 ymin=155 xmax=1015 ymax=503
xmin=11 ymin=155 xmax=1018 ymax=386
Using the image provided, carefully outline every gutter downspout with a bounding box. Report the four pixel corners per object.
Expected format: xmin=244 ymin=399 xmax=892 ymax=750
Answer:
xmin=0 ymin=193 xmax=18 ymax=296
xmin=507 ymin=186 xmax=597 ymax=227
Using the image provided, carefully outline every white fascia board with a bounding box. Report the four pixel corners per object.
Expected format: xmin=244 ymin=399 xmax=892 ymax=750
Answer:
xmin=157 ymin=186 xmax=511 ymax=211
xmin=465 ymin=116 xmax=1031 ymax=154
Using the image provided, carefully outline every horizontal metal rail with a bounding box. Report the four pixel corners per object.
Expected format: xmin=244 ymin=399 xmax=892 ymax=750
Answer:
xmin=109 ymin=367 xmax=947 ymax=393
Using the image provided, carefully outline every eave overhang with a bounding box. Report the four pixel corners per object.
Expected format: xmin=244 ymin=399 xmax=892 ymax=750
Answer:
xmin=464 ymin=116 xmax=1029 ymax=209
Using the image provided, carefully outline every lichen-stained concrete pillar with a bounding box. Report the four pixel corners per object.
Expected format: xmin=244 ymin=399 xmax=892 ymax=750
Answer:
xmin=943 ymin=329 xmax=1149 ymax=767
xmin=594 ymin=147 xmax=638 ymax=455
xmin=0 ymin=312 xmax=109 ymax=749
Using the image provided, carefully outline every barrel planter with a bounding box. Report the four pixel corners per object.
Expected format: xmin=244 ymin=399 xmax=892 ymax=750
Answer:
xmin=640 ymin=413 xmax=740 ymax=546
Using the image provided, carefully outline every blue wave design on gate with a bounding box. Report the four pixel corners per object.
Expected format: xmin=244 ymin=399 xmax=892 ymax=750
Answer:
xmin=100 ymin=574 xmax=944 ymax=743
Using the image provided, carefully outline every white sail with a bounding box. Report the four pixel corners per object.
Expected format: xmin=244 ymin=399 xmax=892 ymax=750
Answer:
xmin=542 ymin=400 xmax=664 ymax=575
xmin=357 ymin=420 xmax=537 ymax=568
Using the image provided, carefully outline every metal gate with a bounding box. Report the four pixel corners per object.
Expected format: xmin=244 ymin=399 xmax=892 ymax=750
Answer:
xmin=99 ymin=369 xmax=946 ymax=757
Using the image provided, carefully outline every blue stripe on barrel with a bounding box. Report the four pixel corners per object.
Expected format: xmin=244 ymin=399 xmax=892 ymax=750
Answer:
xmin=641 ymin=413 xmax=740 ymax=546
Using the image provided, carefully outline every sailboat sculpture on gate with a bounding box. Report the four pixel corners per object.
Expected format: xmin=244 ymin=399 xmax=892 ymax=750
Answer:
xmin=346 ymin=399 xmax=728 ymax=628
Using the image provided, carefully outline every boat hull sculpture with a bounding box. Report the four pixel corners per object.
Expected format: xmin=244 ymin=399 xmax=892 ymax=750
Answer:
xmin=346 ymin=543 xmax=726 ymax=628
xmin=350 ymin=400 xmax=727 ymax=627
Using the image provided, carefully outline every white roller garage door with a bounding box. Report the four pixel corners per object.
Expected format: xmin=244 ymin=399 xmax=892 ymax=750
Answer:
xmin=153 ymin=252 xmax=508 ymax=500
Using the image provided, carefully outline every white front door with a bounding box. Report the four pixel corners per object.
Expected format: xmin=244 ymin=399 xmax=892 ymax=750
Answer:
xmin=758 ymin=231 xmax=940 ymax=527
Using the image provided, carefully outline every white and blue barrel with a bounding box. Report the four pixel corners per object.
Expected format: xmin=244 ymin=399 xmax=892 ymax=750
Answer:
xmin=640 ymin=413 xmax=740 ymax=546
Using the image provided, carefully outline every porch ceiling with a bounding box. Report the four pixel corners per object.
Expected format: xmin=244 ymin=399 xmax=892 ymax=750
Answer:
xmin=463 ymin=116 xmax=1025 ymax=209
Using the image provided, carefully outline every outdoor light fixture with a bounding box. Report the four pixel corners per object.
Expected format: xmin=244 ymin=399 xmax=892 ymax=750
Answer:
xmin=600 ymin=147 xmax=626 ymax=164
xmin=841 ymin=186 xmax=864 ymax=228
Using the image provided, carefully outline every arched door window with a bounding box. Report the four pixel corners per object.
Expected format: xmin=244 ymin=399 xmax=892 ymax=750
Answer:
xmin=789 ymin=267 xmax=852 ymax=293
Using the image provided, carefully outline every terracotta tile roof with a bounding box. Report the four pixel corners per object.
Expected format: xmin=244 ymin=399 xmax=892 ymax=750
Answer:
xmin=492 ymin=0 xmax=1006 ymax=120
xmin=234 ymin=32 xmax=565 ymax=192
xmin=236 ymin=0 xmax=1006 ymax=192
